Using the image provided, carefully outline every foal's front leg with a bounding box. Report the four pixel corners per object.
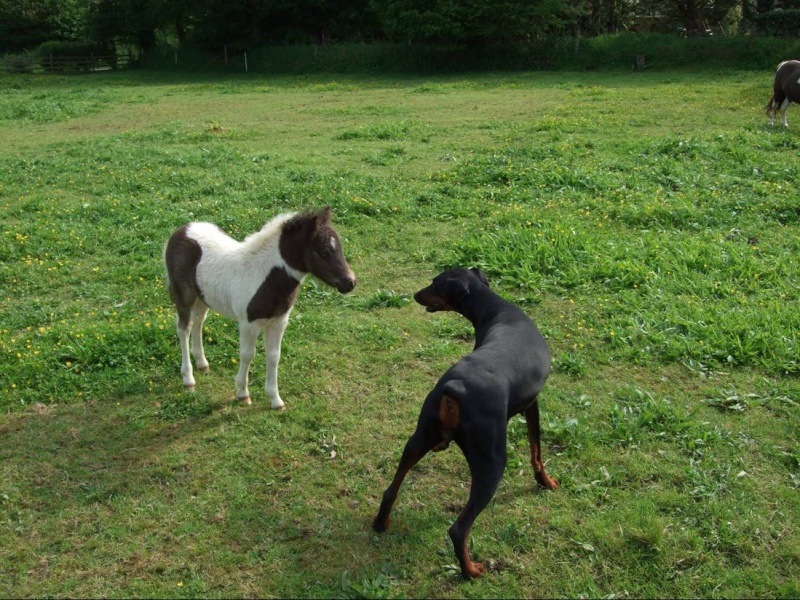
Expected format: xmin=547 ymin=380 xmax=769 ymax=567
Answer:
xmin=235 ymin=322 xmax=260 ymax=405
xmin=263 ymin=314 xmax=290 ymax=411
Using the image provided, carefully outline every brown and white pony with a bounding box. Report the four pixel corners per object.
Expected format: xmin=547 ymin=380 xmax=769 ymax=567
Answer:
xmin=766 ymin=60 xmax=800 ymax=127
xmin=164 ymin=207 xmax=356 ymax=409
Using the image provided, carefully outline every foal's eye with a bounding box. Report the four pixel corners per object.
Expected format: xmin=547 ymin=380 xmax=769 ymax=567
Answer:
xmin=315 ymin=242 xmax=333 ymax=258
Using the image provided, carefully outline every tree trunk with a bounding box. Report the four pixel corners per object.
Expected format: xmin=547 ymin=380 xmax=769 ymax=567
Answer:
xmin=606 ymin=0 xmax=616 ymax=34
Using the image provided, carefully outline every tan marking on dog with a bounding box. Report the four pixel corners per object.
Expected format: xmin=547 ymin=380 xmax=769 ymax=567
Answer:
xmin=432 ymin=394 xmax=460 ymax=451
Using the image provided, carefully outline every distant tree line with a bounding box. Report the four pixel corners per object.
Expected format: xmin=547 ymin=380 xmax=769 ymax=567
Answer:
xmin=1 ymin=0 xmax=798 ymax=55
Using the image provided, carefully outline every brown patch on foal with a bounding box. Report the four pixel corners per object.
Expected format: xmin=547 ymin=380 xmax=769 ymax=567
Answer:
xmin=165 ymin=225 xmax=204 ymax=325
xmin=246 ymin=267 xmax=301 ymax=321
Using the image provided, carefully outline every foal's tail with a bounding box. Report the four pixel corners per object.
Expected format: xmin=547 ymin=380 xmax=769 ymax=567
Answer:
xmin=765 ymin=96 xmax=776 ymax=116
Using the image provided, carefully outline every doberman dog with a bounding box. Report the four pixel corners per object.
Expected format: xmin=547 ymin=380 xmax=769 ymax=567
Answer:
xmin=373 ymin=267 xmax=558 ymax=580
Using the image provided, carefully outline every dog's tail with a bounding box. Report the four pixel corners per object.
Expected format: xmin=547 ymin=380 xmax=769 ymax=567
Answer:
xmin=432 ymin=394 xmax=460 ymax=452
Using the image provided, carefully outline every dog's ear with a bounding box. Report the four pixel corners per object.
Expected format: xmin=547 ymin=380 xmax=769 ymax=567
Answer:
xmin=470 ymin=267 xmax=489 ymax=287
xmin=444 ymin=276 xmax=471 ymax=301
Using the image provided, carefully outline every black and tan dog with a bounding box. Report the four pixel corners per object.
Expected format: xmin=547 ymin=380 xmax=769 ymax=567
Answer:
xmin=373 ymin=267 xmax=558 ymax=579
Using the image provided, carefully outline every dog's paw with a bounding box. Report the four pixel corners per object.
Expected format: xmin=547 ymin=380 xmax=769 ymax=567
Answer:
xmin=536 ymin=471 xmax=559 ymax=490
xmin=463 ymin=560 xmax=485 ymax=579
xmin=372 ymin=516 xmax=390 ymax=533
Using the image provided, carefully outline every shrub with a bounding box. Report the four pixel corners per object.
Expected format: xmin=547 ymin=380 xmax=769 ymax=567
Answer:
xmin=1 ymin=51 xmax=36 ymax=73
xmin=36 ymin=40 xmax=112 ymax=72
xmin=753 ymin=9 xmax=800 ymax=38
xmin=142 ymin=34 xmax=800 ymax=73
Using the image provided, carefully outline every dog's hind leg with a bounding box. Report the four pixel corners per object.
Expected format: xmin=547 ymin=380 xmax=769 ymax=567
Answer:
xmin=449 ymin=436 xmax=506 ymax=579
xmin=525 ymin=401 xmax=559 ymax=490
xmin=373 ymin=425 xmax=438 ymax=533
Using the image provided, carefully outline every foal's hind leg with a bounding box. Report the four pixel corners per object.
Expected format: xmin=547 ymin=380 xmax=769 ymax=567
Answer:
xmin=190 ymin=303 xmax=210 ymax=372
xmin=177 ymin=299 xmax=209 ymax=390
xmin=176 ymin=302 xmax=196 ymax=390
xmin=780 ymin=98 xmax=791 ymax=127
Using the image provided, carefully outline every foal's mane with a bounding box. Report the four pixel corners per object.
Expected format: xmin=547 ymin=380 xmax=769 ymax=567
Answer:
xmin=241 ymin=212 xmax=297 ymax=251
xmin=281 ymin=209 xmax=320 ymax=234
xmin=240 ymin=209 xmax=327 ymax=254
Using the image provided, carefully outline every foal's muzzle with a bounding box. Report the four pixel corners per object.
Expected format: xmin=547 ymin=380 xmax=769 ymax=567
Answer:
xmin=336 ymin=275 xmax=357 ymax=294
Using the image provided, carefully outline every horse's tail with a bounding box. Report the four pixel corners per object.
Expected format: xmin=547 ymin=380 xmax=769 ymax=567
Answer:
xmin=765 ymin=95 xmax=776 ymax=116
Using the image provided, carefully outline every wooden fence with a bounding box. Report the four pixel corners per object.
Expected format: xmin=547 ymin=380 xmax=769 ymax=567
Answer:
xmin=39 ymin=53 xmax=134 ymax=73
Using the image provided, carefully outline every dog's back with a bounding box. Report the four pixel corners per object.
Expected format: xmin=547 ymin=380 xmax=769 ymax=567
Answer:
xmin=438 ymin=289 xmax=549 ymax=418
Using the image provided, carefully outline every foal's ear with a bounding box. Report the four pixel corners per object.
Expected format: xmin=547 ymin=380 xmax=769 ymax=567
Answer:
xmin=315 ymin=206 xmax=332 ymax=227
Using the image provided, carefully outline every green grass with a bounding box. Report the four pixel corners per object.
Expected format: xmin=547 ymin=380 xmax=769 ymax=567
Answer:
xmin=1 ymin=69 xmax=798 ymax=598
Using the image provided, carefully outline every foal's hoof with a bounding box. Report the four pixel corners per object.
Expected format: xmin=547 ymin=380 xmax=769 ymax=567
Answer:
xmin=273 ymin=404 xmax=286 ymax=412
xmin=183 ymin=384 xmax=195 ymax=392
xmin=238 ymin=396 xmax=252 ymax=406
xmin=198 ymin=366 xmax=210 ymax=373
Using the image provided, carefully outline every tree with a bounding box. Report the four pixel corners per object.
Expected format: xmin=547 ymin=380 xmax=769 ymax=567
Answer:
xmin=372 ymin=0 xmax=573 ymax=45
xmin=87 ymin=0 xmax=202 ymax=51
xmin=636 ymin=0 xmax=740 ymax=34
xmin=0 ymin=0 xmax=88 ymax=51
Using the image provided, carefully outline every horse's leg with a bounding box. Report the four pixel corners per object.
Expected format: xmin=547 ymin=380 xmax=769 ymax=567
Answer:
xmin=177 ymin=307 xmax=195 ymax=390
xmin=190 ymin=303 xmax=210 ymax=373
xmin=235 ymin=321 xmax=260 ymax=405
xmin=768 ymin=100 xmax=777 ymax=126
xmin=780 ymin=98 xmax=791 ymax=127
xmin=263 ymin=313 xmax=290 ymax=411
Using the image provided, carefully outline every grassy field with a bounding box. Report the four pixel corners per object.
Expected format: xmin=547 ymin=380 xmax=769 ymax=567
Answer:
xmin=0 ymin=68 xmax=798 ymax=598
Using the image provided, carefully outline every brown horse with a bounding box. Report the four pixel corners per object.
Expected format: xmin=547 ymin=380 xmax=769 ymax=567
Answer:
xmin=766 ymin=60 xmax=800 ymax=127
